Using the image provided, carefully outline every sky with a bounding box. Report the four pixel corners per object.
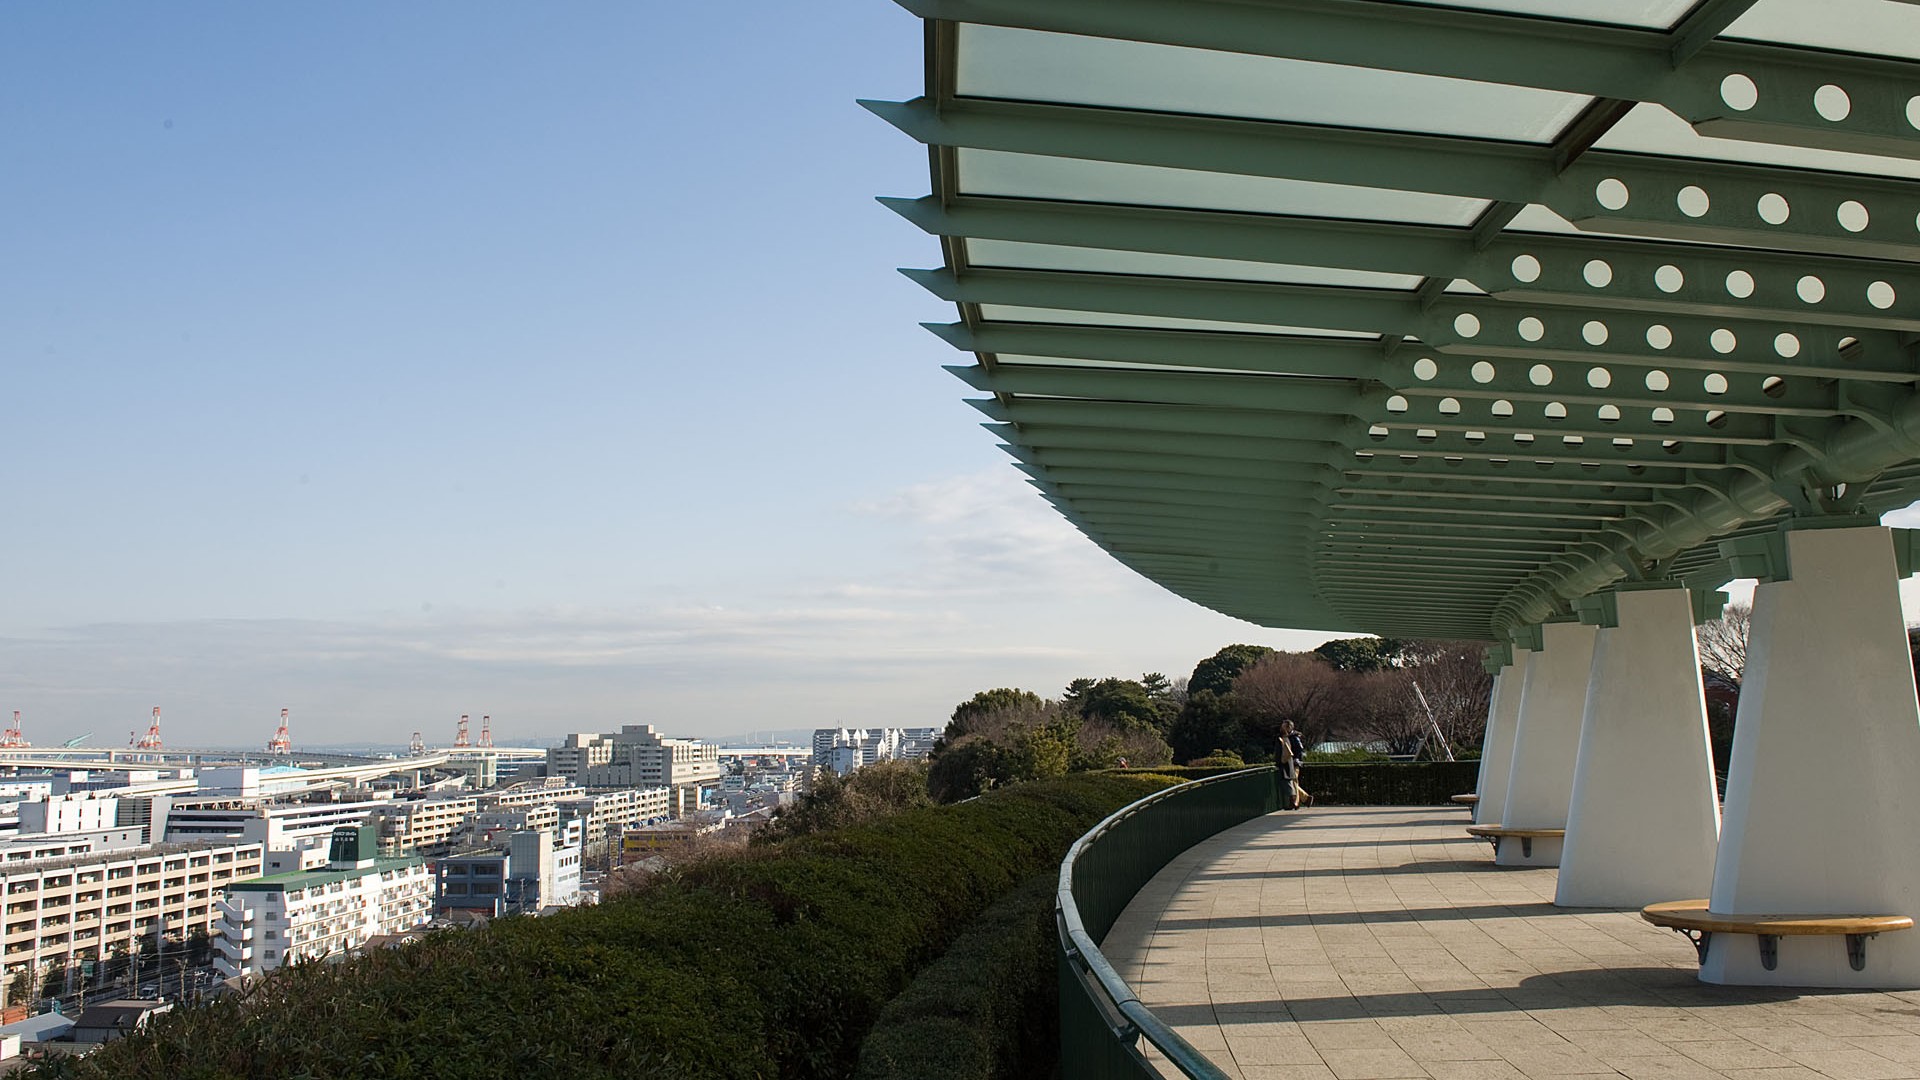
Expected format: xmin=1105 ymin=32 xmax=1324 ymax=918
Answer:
xmin=0 ymin=3 xmax=1344 ymax=749
xmin=7 ymin=6 xmax=1919 ymax=752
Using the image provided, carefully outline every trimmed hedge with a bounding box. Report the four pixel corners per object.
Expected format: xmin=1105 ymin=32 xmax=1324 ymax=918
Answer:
xmin=28 ymin=773 xmax=1178 ymax=1080
xmin=852 ymin=872 xmax=1057 ymax=1080
xmin=1299 ymin=760 xmax=1480 ymax=805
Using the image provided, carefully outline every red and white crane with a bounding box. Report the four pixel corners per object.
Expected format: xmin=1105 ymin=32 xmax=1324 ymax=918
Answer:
xmin=453 ymin=714 xmax=471 ymax=749
xmin=478 ymin=714 xmax=494 ymax=750
xmin=267 ymin=708 xmax=292 ymax=755
xmin=0 ymin=712 xmax=29 ymax=749
xmin=135 ymin=707 xmax=164 ymax=751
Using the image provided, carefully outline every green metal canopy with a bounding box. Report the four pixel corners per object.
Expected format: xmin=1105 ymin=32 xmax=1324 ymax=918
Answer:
xmin=873 ymin=0 xmax=1920 ymax=640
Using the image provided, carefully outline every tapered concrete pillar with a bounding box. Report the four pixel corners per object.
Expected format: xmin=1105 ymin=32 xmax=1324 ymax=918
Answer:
xmin=1497 ymin=621 xmax=1597 ymax=866
xmin=1474 ymin=648 xmax=1530 ymax=827
xmin=1471 ymin=665 xmax=1505 ymax=824
xmin=1556 ymin=586 xmax=1720 ymax=907
xmin=1702 ymin=523 xmax=1920 ymax=987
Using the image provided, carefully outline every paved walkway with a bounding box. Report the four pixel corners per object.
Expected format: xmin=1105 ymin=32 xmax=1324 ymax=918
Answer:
xmin=1103 ymin=806 xmax=1920 ymax=1080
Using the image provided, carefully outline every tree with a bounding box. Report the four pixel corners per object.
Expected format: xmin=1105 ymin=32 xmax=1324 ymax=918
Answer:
xmin=1231 ymin=652 xmax=1343 ymax=747
xmin=926 ymin=739 xmax=1013 ymax=803
xmin=1166 ymin=690 xmax=1250 ymax=765
xmin=946 ymin=688 xmax=1045 ymax=740
xmin=1064 ymin=677 xmax=1176 ymax=734
xmin=1397 ymin=640 xmax=1494 ymax=752
xmin=1314 ymin=637 xmax=1405 ymax=673
xmin=1697 ymin=602 xmax=1751 ymax=683
xmin=1189 ymin=644 xmax=1275 ymax=697
xmin=759 ymin=760 xmax=933 ymax=842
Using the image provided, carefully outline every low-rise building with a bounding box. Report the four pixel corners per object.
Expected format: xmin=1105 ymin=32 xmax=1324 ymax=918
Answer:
xmin=156 ymin=790 xmax=389 ymax=849
xmin=554 ymin=788 xmax=669 ymax=844
xmin=370 ymin=795 xmax=478 ymax=856
xmin=71 ymin=999 xmax=171 ymax=1044
xmin=434 ymin=818 xmax=584 ymax=918
xmin=213 ymin=825 xmax=431 ymax=980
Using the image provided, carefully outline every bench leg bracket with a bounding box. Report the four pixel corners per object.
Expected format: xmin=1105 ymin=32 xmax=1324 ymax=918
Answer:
xmin=1758 ymin=934 xmax=1779 ymax=971
xmin=1847 ymin=933 xmax=1876 ymax=972
xmin=1672 ymin=928 xmax=1712 ymax=964
xmin=1521 ymin=836 xmax=1533 ymax=859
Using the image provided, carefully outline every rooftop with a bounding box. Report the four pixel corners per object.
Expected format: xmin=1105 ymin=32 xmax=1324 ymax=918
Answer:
xmin=230 ymin=856 xmax=424 ymax=893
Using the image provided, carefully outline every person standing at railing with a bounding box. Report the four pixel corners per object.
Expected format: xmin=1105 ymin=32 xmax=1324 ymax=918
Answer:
xmin=1278 ymin=721 xmax=1309 ymax=810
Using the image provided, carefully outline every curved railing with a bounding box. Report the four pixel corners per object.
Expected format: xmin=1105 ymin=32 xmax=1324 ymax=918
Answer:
xmin=1056 ymin=767 xmax=1280 ymax=1079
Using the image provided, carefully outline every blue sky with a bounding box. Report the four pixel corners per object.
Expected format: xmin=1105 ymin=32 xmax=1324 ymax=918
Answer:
xmin=0 ymin=3 xmax=1340 ymax=748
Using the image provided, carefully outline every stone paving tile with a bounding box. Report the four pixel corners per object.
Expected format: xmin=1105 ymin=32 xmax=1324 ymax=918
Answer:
xmin=1100 ymin=806 xmax=1920 ymax=1080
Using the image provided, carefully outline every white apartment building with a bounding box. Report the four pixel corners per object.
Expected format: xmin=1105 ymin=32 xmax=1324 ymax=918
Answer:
xmin=811 ymin=728 xmax=940 ymax=776
xmin=0 ymin=838 xmax=265 ymax=1005
xmin=435 ymin=819 xmax=584 ymax=918
xmin=549 ymin=726 xmax=718 ymax=815
xmin=370 ymin=795 xmax=478 ymax=856
xmin=18 ymin=795 xmax=119 ymax=836
xmin=156 ymin=791 xmax=390 ymax=849
xmin=478 ymin=779 xmax=584 ymax=810
xmin=0 ymin=829 xmax=144 ymax=865
xmin=554 ymin=788 xmax=670 ymax=843
xmin=214 ymin=825 xmax=431 ymax=980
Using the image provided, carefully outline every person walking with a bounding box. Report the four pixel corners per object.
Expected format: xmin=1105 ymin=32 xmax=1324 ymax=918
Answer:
xmin=1279 ymin=721 xmax=1310 ymax=810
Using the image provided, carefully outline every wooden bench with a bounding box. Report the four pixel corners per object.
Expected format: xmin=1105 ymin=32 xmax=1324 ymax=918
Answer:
xmin=1463 ymin=823 xmax=1564 ymax=859
xmin=1450 ymin=794 xmax=1479 ymax=806
xmin=1642 ymin=899 xmax=1914 ymax=972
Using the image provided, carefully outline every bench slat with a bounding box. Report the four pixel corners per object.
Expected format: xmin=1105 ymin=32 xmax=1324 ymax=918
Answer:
xmin=1642 ymin=900 xmax=1914 ymax=937
xmin=1465 ymin=824 xmax=1564 ymax=839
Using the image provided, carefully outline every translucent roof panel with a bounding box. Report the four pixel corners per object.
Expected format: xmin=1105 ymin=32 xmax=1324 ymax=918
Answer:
xmin=1594 ymin=103 xmax=1920 ymax=180
xmin=965 ymin=240 xmax=1424 ymax=290
xmin=954 ymin=25 xmax=1592 ymax=143
xmin=977 ymin=306 xmax=1378 ymax=337
xmin=1722 ymin=0 xmax=1920 ymax=62
xmin=956 ymin=150 xmax=1492 ymax=226
xmin=994 ymin=353 xmax=1342 ymax=377
xmin=1392 ymin=0 xmax=1697 ymax=28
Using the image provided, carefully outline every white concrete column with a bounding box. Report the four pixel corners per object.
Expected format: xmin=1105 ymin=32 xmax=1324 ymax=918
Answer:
xmin=1497 ymin=621 xmax=1597 ymax=866
xmin=1471 ymin=666 xmax=1505 ymax=822
xmin=1703 ymin=524 xmax=1920 ymax=988
xmin=1474 ymin=649 xmax=1530 ymax=827
xmin=1556 ymin=586 xmax=1720 ymax=907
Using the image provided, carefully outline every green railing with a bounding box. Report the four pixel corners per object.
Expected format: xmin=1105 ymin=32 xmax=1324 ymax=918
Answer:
xmin=1056 ymin=767 xmax=1279 ymax=1079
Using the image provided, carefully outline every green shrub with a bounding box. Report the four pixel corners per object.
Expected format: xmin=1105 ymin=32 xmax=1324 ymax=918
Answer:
xmin=1298 ymin=761 xmax=1480 ymax=805
xmin=852 ymin=873 xmax=1058 ymax=1080
xmin=1108 ymin=764 xmax=1251 ymax=782
xmin=27 ymin=773 xmax=1179 ymax=1080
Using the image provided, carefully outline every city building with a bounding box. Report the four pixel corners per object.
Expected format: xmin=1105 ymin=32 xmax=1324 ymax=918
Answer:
xmin=72 ymin=999 xmax=171 ymax=1044
xmin=554 ymin=788 xmax=670 ymax=845
xmin=810 ymin=728 xmax=939 ymax=776
xmin=0 ymin=838 xmax=265 ymax=1006
xmin=434 ymin=818 xmax=584 ymax=918
xmin=370 ymin=795 xmax=478 ymax=857
xmin=17 ymin=794 xmax=119 ymax=836
xmin=213 ymin=825 xmax=431 ymax=980
xmin=548 ymin=726 xmax=718 ymax=814
xmin=155 ymin=790 xmax=390 ymax=849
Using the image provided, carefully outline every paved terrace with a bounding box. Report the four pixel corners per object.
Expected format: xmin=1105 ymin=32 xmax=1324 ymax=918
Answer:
xmin=1106 ymin=806 xmax=1920 ymax=1080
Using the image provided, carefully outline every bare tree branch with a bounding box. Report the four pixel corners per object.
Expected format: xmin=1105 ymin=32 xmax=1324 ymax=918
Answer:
xmin=1696 ymin=602 xmax=1751 ymax=683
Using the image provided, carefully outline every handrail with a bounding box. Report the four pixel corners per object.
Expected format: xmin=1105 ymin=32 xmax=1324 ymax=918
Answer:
xmin=1056 ymin=767 xmax=1278 ymax=1079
